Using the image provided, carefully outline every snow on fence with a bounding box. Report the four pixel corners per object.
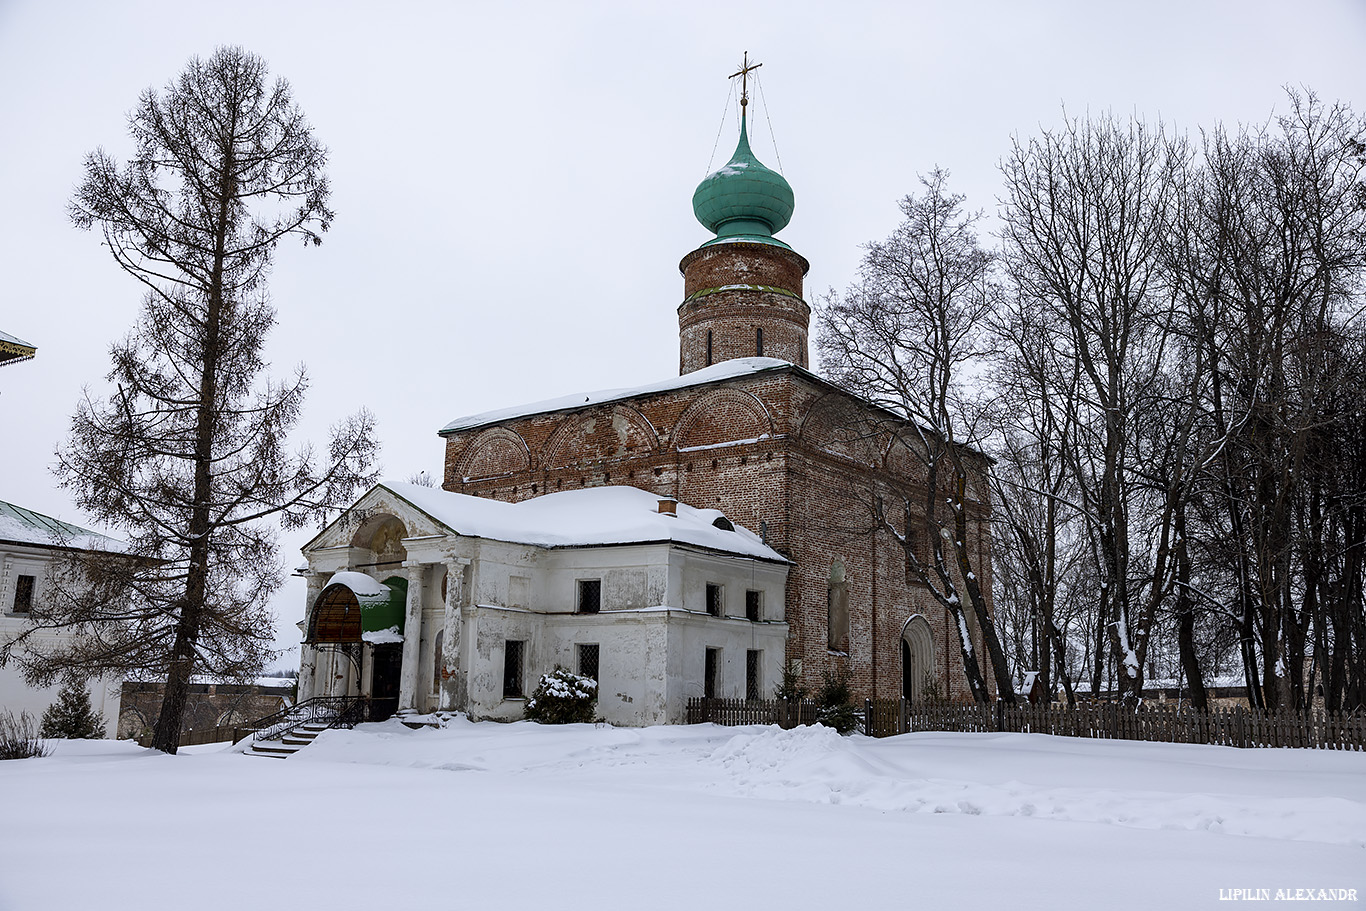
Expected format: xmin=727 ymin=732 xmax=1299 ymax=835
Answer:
xmin=686 ymin=696 xmax=1366 ymax=750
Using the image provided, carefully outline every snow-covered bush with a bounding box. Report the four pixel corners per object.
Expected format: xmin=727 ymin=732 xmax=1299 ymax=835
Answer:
xmin=40 ymin=679 xmax=106 ymax=740
xmin=815 ymin=669 xmax=859 ymax=735
xmin=524 ymin=668 xmax=598 ymax=725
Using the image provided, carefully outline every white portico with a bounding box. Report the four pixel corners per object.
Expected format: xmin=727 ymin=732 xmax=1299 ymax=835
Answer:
xmin=297 ymin=483 xmax=790 ymax=726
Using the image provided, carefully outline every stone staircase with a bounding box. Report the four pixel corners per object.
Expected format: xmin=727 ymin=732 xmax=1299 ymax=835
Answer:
xmin=244 ymin=722 xmax=330 ymax=760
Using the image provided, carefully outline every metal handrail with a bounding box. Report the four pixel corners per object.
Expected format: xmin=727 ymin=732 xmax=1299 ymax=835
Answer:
xmin=238 ymin=695 xmax=368 ymax=743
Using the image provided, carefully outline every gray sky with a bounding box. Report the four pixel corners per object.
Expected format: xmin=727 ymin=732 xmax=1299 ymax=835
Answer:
xmin=2 ymin=0 xmax=1362 ymax=664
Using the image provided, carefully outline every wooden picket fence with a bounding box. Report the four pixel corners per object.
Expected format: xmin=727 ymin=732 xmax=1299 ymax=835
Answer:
xmin=686 ymin=696 xmax=1366 ymax=750
xmin=685 ymin=697 xmax=818 ymax=729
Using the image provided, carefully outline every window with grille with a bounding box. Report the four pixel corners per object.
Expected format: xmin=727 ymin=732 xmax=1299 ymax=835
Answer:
xmin=705 ymin=583 xmax=722 ymax=617
xmin=12 ymin=575 xmax=34 ymax=613
xmin=577 ymin=643 xmax=600 ymax=682
xmin=503 ymin=639 xmax=525 ymax=698
xmin=745 ymin=589 xmax=761 ymax=622
xmin=577 ymin=579 xmax=601 ymax=614
xmin=704 ymin=647 xmax=720 ymax=699
xmin=746 ymin=649 xmax=761 ymax=701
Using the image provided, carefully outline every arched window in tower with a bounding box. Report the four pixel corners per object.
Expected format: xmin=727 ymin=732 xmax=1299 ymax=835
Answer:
xmin=756 ymin=326 xmax=764 ymax=357
xmin=706 ymin=329 xmax=713 ymax=366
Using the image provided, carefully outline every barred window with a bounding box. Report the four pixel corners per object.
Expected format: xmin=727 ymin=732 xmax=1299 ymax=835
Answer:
xmin=745 ymin=589 xmax=762 ymax=622
xmin=704 ymin=647 xmax=721 ymax=699
xmin=577 ymin=643 xmax=600 ymax=682
xmin=12 ymin=575 xmax=34 ymax=613
xmin=705 ymin=583 xmax=722 ymax=617
xmin=503 ymin=640 xmax=525 ymax=698
xmin=578 ymin=579 xmax=601 ymax=614
xmin=746 ymin=649 xmax=761 ymax=701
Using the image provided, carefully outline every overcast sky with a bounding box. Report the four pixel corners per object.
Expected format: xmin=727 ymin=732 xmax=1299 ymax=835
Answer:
xmin=2 ymin=0 xmax=1362 ymax=664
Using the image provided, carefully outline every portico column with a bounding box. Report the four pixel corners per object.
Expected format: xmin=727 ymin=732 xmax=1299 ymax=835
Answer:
xmin=397 ymin=561 xmax=427 ymax=712
xmin=439 ymin=559 xmax=470 ymax=712
xmin=296 ymin=570 xmax=326 ymax=702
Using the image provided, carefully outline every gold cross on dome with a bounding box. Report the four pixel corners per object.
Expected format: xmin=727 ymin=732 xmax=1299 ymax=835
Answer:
xmin=729 ymin=51 xmax=762 ymax=111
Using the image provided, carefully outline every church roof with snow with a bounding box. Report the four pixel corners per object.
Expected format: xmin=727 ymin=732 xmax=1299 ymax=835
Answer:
xmin=371 ymin=482 xmax=789 ymax=563
xmin=439 ymin=357 xmax=798 ymax=434
xmin=0 ymin=499 xmax=126 ymax=552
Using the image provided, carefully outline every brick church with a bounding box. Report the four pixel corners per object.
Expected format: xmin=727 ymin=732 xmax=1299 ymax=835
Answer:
xmin=296 ymin=81 xmax=991 ymax=723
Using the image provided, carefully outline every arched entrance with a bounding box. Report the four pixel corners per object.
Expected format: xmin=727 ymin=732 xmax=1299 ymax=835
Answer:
xmin=900 ymin=614 xmax=935 ymax=704
xmin=305 ymin=572 xmax=408 ymax=721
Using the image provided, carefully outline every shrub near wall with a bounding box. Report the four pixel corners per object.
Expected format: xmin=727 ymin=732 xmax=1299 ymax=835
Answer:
xmin=525 ymin=669 xmax=598 ymax=725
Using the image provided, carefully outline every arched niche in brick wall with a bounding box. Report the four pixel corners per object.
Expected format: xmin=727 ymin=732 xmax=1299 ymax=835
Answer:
xmin=883 ymin=436 xmax=928 ymax=486
xmin=795 ymin=392 xmax=883 ymax=466
xmin=673 ymin=388 xmax=773 ymax=451
xmin=542 ymin=404 xmax=659 ymax=470
xmin=457 ymin=427 xmax=532 ymax=481
xmin=900 ymin=613 xmax=937 ymax=703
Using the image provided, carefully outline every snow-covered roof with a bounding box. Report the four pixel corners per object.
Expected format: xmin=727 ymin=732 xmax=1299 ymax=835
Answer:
xmin=439 ymin=357 xmax=795 ymax=434
xmin=0 ymin=328 xmax=35 ymax=348
xmin=324 ymin=570 xmax=391 ymax=602
xmin=0 ymin=499 xmax=126 ymax=553
xmin=378 ymin=482 xmax=788 ymax=563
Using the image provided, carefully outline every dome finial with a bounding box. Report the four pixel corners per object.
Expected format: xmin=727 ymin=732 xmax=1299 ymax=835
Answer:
xmin=729 ymin=51 xmax=762 ymax=126
xmin=693 ymin=53 xmax=794 ymax=247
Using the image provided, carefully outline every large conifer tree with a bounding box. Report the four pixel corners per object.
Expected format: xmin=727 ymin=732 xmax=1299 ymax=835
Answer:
xmin=2 ymin=47 xmax=378 ymax=753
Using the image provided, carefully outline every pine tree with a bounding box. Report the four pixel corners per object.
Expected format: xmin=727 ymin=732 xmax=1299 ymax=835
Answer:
xmin=40 ymin=680 xmax=105 ymax=740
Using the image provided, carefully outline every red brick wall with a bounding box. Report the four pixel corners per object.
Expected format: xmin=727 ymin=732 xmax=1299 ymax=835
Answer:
xmin=440 ymin=368 xmax=993 ymax=703
xmin=677 ymin=242 xmax=811 ymax=374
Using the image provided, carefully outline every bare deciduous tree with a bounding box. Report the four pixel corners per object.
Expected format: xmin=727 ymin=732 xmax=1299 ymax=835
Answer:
xmin=818 ymin=169 xmax=1014 ymax=703
xmin=0 ymin=47 xmax=379 ymax=753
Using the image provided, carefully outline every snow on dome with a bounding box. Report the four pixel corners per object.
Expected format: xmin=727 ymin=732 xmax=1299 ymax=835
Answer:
xmin=324 ymin=571 xmax=391 ymax=603
xmin=381 ymin=483 xmax=787 ymax=563
xmin=440 ymin=357 xmax=795 ymax=434
xmin=362 ymin=626 xmax=404 ymax=645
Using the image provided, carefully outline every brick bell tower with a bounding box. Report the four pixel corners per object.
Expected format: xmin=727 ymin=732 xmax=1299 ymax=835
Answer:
xmin=679 ymin=57 xmax=810 ymax=374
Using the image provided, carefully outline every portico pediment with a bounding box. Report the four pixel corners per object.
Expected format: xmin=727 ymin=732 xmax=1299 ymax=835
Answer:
xmin=303 ymin=484 xmax=453 ymax=557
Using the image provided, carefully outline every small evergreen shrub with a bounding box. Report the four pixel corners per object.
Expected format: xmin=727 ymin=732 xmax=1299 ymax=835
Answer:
xmin=773 ymin=660 xmax=808 ymax=703
xmin=40 ymin=679 xmax=106 ymax=740
xmin=0 ymin=711 xmax=50 ymax=760
xmin=815 ymin=668 xmax=859 ymax=735
xmin=524 ymin=667 xmax=598 ymax=725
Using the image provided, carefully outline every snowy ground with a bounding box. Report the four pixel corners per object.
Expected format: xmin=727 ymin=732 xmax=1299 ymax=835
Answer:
xmin=2 ymin=720 xmax=1362 ymax=911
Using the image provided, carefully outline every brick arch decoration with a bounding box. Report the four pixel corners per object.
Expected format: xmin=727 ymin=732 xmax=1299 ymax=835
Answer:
xmin=795 ymin=391 xmax=883 ymax=466
xmin=457 ymin=427 xmax=532 ymax=481
xmin=672 ymin=388 xmax=774 ymax=451
xmin=882 ymin=435 xmax=927 ymax=486
xmin=542 ymin=404 xmax=660 ymax=470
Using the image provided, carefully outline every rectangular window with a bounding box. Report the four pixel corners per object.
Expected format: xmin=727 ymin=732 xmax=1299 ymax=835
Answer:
xmin=577 ymin=643 xmax=600 ymax=682
xmin=704 ymin=647 xmax=721 ymax=699
xmin=577 ymin=579 xmax=601 ymax=614
xmin=756 ymin=326 xmax=764 ymax=357
xmin=503 ymin=639 xmax=525 ymax=698
xmin=746 ymin=649 xmax=761 ymax=701
xmin=705 ymin=583 xmax=722 ymax=617
xmin=745 ymin=589 xmax=762 ymax=622
xmin=12 ymin=575 xmax=34 ymax=614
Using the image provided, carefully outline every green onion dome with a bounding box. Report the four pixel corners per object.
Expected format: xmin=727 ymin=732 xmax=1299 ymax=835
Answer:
xmin=692 ymin=115 xmax=794 ymax=242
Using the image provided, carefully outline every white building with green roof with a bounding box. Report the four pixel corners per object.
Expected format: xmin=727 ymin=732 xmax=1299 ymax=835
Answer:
xmin=1 ymin=499 xmax=125 ymax=736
